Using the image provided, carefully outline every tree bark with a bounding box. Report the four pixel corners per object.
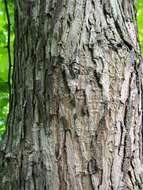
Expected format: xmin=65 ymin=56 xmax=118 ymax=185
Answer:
xmin=0 ymin=0 xmax=143 ymax=189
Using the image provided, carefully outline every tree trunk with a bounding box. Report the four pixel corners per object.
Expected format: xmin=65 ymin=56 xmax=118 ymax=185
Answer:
xmin=0 ymin=0 xmax=143 ymax=189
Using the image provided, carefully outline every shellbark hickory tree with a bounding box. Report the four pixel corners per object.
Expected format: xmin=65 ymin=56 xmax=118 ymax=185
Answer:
xmin=0 ymin=0 xmax=143 ymax=190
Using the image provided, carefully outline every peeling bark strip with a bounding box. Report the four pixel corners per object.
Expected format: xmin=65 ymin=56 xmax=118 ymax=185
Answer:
xmin=0 ymin=0 xmax=143 ymax=189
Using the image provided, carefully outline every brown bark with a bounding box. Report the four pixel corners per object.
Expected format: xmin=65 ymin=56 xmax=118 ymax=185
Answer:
xmin=0 ymin=0 xmax=143 ymax=189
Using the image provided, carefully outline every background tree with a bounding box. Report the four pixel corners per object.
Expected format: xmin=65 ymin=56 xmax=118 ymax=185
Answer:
xmin=0 ymin=0 xmax=143 ymax=189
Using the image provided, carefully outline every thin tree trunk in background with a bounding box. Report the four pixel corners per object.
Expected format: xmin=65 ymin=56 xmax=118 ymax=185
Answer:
xmin=0 ymin=0 xmax=143 ymax=189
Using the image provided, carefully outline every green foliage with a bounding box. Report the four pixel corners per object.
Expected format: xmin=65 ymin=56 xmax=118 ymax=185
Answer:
xmin=136 ymin=0 xmax=143 ymax=55
xmin=0 ymin=0 xmax=14 ymax=139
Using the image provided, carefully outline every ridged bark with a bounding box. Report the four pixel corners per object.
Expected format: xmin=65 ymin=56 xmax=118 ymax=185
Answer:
xmin=0 ymin=0 xmax=143 ymax=189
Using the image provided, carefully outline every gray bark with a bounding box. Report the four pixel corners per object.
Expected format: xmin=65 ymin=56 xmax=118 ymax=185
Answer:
xmin=0 ymin=0 xmax=143 ymax=189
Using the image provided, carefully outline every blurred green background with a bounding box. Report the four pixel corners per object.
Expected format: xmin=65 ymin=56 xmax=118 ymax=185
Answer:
xmin=0 ymin=0 xmax=143 ymax=140
xmin=136 ymin=0 xmax=143 ymax=52
xmin=0 ymin=0 xmax=14 ymax=140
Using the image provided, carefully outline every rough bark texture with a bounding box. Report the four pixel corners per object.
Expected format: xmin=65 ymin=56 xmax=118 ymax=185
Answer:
xmin=0 ymin=0 xmax=143 ymax=189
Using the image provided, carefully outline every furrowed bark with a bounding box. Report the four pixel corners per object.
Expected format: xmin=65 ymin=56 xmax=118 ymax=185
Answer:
xmin=0 ymin=0 xmax=143 ymax=189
